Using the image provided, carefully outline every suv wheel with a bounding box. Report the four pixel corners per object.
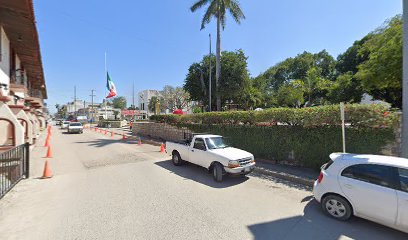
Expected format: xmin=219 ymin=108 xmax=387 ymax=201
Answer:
xmin=212 ymin=163 xmax=223 ymax=182
xmin=172 ymin=152 xmax=182 ymax=166
xmin=322 ymin=195 xmax=352 ymax=221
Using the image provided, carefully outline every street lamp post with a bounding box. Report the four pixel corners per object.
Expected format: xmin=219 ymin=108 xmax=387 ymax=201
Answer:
xmin=209 ymin=33 xmax=212 ymax=112
xmin=403 ymin=0 xmax=408 ymax=158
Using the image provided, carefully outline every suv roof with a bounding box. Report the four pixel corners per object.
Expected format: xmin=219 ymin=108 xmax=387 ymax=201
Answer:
xmin=330 ymin=153 xmax=408 ymax=169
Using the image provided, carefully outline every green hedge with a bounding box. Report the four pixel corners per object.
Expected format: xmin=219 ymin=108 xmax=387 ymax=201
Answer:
xmin=150 ymin=104 xmax=397 ymax=128
xmin=185 ymin=124 xmax=395 ymax=169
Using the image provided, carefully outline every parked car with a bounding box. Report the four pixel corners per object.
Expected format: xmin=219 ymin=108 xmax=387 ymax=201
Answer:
xmin=61 ymin=121 xmax=70 ymax=129
xmin=166 ymin=134 xmax=255 ymax=182
xmin=67 ymin=122 xmax=83 ymax=134
xmin=313 ymin=153 xmax=408 ymax=233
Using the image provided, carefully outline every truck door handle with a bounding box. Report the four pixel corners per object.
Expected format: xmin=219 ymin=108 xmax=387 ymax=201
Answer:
xmin=343 ymin=184 xmax=353 ymax=189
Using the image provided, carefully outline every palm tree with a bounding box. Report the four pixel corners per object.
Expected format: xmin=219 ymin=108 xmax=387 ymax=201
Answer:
xmin=191 ymin=0 xmax=245 ymax=111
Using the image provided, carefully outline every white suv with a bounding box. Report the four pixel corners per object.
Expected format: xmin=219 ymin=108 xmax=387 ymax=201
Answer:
xmin=313 ymin=153 xmax=408 ymax=233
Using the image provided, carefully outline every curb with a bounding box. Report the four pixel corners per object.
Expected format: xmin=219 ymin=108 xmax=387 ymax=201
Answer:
xmin=253 ymin=167 xmax=314 ymax=187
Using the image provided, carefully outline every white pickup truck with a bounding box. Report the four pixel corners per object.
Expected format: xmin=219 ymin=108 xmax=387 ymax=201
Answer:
xmin=166 ymin=134 xmax=256 ymax=182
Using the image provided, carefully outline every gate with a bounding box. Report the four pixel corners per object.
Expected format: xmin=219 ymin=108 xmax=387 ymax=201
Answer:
xmin=0 ymin=143 xmax=30 ymax=199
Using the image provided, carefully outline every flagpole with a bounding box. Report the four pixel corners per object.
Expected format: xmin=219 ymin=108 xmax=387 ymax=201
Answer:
xmin=105 ymin=52 xmax=107 ymax=120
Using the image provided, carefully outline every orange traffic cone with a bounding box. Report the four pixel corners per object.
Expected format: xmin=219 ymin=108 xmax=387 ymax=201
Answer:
xmin=44 ymin=136 xmax=50 ymax=147
xmin=45 ymin=146 xmax=53 ymax=158
xmin=105 ymin=130 xmax=108 ymax=135
xmin=41 ymin=160 xmax=53 ymax=179
xmin=138 ymin=137 xmax=142 ymax=146
xmin=122 ymin=134 xmax=127 ymax=140
xmin=95 ymin=127 xmax=98 ymax=132
xmin=160 ymin=143 xmax=165 ymax=153
xmin=111 ymin=131 xmax=114 ymax=137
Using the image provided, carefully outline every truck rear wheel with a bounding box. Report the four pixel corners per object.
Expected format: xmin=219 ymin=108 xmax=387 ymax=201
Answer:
xmin=213 ymin=163 xmax=223 ymax=182
xmin=172 ymin=151 xmax=182 ymax=166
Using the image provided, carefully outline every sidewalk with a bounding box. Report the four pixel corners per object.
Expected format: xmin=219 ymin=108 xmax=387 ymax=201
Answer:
xmin=254 ymin=160 xmax=318 ymax=187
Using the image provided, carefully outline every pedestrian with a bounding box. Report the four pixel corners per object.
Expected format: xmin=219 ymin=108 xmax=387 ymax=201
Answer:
xmin=129 ymin=121 xmax=133 ymax=130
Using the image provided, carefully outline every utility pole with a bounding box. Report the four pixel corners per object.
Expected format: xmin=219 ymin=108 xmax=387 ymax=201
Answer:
xmin=209 ymin=33 xmax=212 ymax=112
xmin=74 ymin=85 xmax=77 ymax=117
xmin=90 ymin=89 xmax=95 ymax=125
xmin=403 ymin=0 xmax=408 ymax=158
xmin=132 ymin=81 xmax=135 ymax=108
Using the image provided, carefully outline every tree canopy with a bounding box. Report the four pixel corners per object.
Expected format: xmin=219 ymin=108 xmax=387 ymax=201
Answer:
xmin=183 ymin=14 xmax=403 ymax=110
xmin=184 ymin=49 xmax=257 ymax=110
xmin=355 ymin=15 xmax=402 ymax=108
xmin=111 ymin=96 xmax=127 ymax=110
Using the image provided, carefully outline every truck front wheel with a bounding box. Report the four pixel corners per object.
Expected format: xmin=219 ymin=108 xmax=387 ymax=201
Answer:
xmin=172 ymin=151 xmax=182 ymax=166
xmin=213 ymin=163 xmax=223 ymax=182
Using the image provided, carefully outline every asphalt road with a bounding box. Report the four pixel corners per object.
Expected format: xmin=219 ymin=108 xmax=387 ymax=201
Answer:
xmin=0 ymin=126 xmax=406 ymax=240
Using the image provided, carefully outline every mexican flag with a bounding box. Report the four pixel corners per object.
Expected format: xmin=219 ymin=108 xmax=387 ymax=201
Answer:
xmin=106 ymin=72 xmax=117 ymax=98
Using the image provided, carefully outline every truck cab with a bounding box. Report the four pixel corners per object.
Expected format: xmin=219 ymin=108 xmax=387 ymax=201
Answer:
xmin=166 ymin=135 xmax=256 ymax=182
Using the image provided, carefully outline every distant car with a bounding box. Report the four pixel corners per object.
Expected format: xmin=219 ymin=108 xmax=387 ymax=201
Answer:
xmin=67 ymin=122 xmax=83 ymax=134
xmin=313 ymin=153 xmax=408 ymax=233
xmin=61 ymin=121 xmax=70 ymax=129
xmin=55 ymin=119 xmax=63 ymax=126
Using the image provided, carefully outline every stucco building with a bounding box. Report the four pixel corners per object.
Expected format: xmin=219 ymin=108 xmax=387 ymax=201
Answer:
xmin=0 ymin=0 xmax=47 ymax=151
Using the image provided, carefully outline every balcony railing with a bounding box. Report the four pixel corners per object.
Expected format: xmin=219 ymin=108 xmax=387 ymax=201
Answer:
xmin=28 ymin=89 xmax=43 ymax=99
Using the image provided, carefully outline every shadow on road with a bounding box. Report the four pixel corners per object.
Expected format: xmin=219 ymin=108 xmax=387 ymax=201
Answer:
xmin=248 ymin=200 xmax=407 ymax=240
xmin=74 ymin=139 xmax=145 ymax=148
xmin=155 ymin=159 xmax=249 ymax=189
xmin=250 ymin=170 xmax=313 ymax=192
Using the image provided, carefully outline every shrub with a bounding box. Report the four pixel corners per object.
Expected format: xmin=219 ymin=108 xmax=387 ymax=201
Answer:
xmin=185 ymin=124 xmax=395 ymax=169
xmin=150 ymin=104 xmax=397 ymax=128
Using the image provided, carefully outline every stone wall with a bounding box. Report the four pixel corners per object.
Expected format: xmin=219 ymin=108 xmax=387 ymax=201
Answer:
xmin=132 ymin=122 xmax=191 ymax=142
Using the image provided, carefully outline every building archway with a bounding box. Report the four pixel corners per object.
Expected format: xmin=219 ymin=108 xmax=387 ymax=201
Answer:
xmin=18 ymin=118 xmax=28 ymax=140
xmin=0 ymin=118 xmax=15 ymax=148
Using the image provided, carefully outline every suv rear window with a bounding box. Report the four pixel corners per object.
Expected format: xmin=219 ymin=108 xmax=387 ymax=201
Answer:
xmin=321 ymin=160 xmax=334 ymax=170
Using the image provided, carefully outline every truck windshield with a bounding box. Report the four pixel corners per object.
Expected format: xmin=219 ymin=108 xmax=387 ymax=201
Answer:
xmin=69 ymin=123 xmax=82 ymax=126
xmin=205 ymin=137 xmax=228 ymax=150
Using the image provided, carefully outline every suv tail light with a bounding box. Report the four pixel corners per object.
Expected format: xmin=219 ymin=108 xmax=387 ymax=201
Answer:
xmin=317 ymin=172 xmax=324 ymax=183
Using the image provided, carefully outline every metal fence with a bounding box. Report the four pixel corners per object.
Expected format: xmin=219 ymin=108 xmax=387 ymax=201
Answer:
xmin=0 ymin=143 xmax=30 ymax=199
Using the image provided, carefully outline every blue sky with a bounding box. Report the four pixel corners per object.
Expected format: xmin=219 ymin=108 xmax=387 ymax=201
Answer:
xmin=34 ymin=0 xmax=402 ymax=113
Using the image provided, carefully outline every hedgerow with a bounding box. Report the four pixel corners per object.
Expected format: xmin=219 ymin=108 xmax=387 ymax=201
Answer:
xmin=150 ymin=104 xmax=397 ymax=128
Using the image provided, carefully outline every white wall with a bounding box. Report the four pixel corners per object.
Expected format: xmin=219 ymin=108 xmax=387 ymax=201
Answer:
xmin=0 ymin=26 xmax=10 ymax=97
xmin=137 ymin=90 xmax=161 ymax=113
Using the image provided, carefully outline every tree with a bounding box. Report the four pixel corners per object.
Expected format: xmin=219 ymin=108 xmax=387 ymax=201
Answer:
xmin=327 ymin=72 xmax=363 ymax=104
xmin=237 ymin=85 xmax=263 ymax=110
xmin=276 ymin=80 xmax=305 ymax=108
xmin=148 ymin=96 xmax=165 ymax=113
xmin=173 ymin=87 xmax=191 ymax=109
xmin=128 ymin=105 xmax=136 ymax=110
xmin=112 ymin=96 xmax=127 ymax=110
xmin=254 ymin=50 xmax=337 ymax=107
xmin=184 ymin=50 xmax=251 ymax=109
xmin=191 ymin=0 xmax=246 ymax=111
xmin=161 ymin=85 xmax=176 ymax=110
xmin=355 ymin=15 xmax=402 ymax=108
